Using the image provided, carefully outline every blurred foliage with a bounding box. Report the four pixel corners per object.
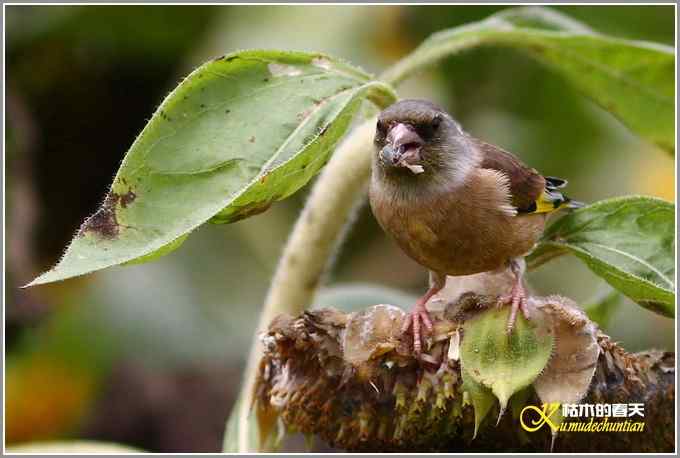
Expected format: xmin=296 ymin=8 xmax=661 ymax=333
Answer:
xmin=5 ymin=5 xmax=675 ymax=452
xmin=583 ymin=288 xmax=622 ymax=329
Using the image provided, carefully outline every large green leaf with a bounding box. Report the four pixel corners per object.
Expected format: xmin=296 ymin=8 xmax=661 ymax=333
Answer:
xmin=529 ymin=196 xmax=675 ymax=317
xmin=382 ymin=7 xmax=675 ymax=153
xmin=28 ymin=50 xmax=395 ymax=286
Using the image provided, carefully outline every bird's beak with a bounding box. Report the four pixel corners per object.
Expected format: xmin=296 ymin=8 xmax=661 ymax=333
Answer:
xmin=380 ymin=123 xmax=425 ymax=174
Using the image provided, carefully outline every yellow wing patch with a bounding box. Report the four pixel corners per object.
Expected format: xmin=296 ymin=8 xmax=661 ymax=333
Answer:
xmin=532 ymin=190 xmax=570 ymax=214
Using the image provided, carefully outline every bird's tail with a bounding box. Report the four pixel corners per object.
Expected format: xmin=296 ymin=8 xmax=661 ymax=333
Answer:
xmin=565 ymin=199 xmax=585 ymax=210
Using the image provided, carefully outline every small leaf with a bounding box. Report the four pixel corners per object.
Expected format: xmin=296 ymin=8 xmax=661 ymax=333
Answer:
xmin=461 ymin=307 xmax=554 ymax=416
xmin=28 ymin=50 xmax=396 ymax=286
xmin=528 ymin=196 xmax=675 ymax=318
xmin=461 ymin=367 xmax=496 ymax=439
xmin=383 ymin=6 xmax=675 ymax=153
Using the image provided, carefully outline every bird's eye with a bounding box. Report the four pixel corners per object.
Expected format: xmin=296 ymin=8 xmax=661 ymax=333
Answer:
xmin=374 ymin=120 xmax=388 ymax=144
xmin=431 ymin=114 xmax=442 ymax=129
xmin=417 ymin=122 xmax=437 ymax=139
xmin=414 ymin=115 xmax=442 ymax=140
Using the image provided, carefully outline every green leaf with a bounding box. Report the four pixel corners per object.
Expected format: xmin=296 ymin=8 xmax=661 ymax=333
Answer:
xmin=461 ymin=367 xmax=496 ymax=439
xmin=28 ymin=50 xmax=396 ymax=286
xmin=530 ymin=196 xmax=675 ymax=318
xmin=122 ymin=233 xmax=189 ymax=266
xmin=461 ymin=307 xmax=554 ymax=417
xmin=382 ymin=6 xmax=674 ymax=153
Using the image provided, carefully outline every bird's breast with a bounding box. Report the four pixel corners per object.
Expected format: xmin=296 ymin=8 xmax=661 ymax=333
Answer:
xmin=369 ymin=174 xmax=545 ymax=276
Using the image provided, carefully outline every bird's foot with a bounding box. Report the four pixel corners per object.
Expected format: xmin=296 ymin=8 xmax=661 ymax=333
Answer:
xmin=497 ymin=281 xmax=530 ymax=334
xmin=401 ymin=303 xmax=433 ymax=354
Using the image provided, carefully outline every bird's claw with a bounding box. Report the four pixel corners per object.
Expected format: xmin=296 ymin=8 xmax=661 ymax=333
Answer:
xmin=497 ymin=282 xmax=530 ymax=334
xmin=401 ymin=305 xmax=433 ymax=354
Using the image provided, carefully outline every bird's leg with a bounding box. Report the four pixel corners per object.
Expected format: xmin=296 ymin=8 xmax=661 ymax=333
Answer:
xmin=497 ymin=258 xmax=530 ymax=334
xmin=402 ymin=272 xmax=445 ymax=354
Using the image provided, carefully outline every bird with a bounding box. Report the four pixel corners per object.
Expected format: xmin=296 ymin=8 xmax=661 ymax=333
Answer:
xmin=368 ymin=99 xmax=581 ymax=354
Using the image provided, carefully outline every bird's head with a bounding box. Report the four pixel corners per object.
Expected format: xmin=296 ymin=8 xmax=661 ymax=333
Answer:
xmin=373 ymin=99 xmax=465 ymax=179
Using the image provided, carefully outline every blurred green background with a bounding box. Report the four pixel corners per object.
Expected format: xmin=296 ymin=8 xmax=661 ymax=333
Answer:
xmin=5 ymin=5 xmax=675 ymax=452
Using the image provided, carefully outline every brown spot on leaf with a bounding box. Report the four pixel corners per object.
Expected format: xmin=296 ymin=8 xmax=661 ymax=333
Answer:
xmin=227 ymin=200 xmax=273 ymax=223
xmin=249 ymin=136 xmax=256 ymax=143
xmin=79 ymin=193 xmax=120 ymax=239
xmin=78 ymin=188 xmax=137 ymax=239
xmin=119 ymin=189 xmax=137 ymax=208
xmin=638 ymin=300 xmax=673 ymax=317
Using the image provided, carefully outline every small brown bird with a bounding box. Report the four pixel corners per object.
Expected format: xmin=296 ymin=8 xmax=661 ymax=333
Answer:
xmin=369 ymin=99 xmax=580 ymax=353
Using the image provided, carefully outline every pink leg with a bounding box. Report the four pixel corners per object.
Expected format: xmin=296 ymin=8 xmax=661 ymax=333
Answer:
xmin=402 ymin=272 xmax=444 ymax=354
xmin=497 ymin=259 xmax=531 ymax=334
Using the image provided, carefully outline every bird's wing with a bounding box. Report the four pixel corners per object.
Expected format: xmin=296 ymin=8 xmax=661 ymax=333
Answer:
xmin=475 ymin=139 xmax=546 ymax=212
xmin=475 ymin=138 xmax=577 ymax=214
